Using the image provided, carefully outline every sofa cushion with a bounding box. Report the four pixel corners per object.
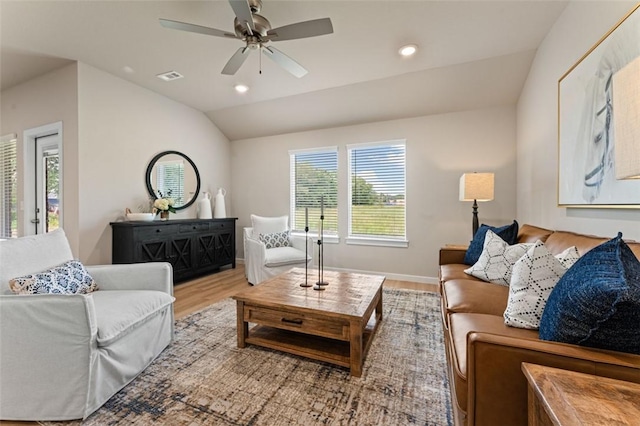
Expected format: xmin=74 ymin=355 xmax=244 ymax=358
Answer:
xmin=447 ymin=313 xmax=539 ymax=412
xmin=504 ymin=243 xmax=580 ymax=329
xmin=0 ymin=229 xmax=74 ymax=294
xmin=463 ymin=220 xmax=519 ymax=265
xmin=540 ymin=234 xmax=640 ymax=355
xmin=464 ymin=230 xmax=533 ymax=286
xmin=259 ymin=230 xmax=290 ymax=249
xmin=544 ymin=230 xmax=607 ymax=256
xmin=9 ymin=260 xmax=98 ymax=295
xmin=92 ymin=290 xmax=175 ymax=347
xmin=264 ymin=246 xmax=309 ymax=267
xmin=443 ymin=279 xmax=509 ymax=317
xmin=440 ymin=264 xmax=478 ymax=283
xmin=251 ymin=215 xmax=288 ymax=238
xmin=517 ymin=224 xmax=554 ymax=244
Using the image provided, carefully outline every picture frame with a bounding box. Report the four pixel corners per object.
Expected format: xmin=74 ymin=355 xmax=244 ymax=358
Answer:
xmin=557 ymin=4 xmax=640 ymax=208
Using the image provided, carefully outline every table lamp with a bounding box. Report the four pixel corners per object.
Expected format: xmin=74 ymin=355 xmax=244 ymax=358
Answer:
xmin=613 ymin=55 xmax=640 ymax=180
xmin=459 ymin=172 xmax=494 ymax=237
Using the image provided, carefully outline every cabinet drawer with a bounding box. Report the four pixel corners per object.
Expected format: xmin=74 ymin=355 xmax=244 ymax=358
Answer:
xmin=136 ymin=224 xmax=179 ymax=239
xmin=211 ymin=221 xmax=234 ymax=231
xmin=179 ymin=223 xmax=209 ymax=233
xmin=245 ymin=306 xmax=349 ymax=340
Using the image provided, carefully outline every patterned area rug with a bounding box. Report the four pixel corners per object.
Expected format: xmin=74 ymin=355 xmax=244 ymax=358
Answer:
xmin=47 ymin=288 xmax=452 ymax=425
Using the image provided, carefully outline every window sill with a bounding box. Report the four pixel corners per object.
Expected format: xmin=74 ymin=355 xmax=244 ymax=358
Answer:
xmin=346 ymin=236 xmax=408 ymax=248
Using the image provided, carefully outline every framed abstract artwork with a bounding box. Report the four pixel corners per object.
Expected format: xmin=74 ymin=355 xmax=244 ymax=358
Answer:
xmin=558 ymin=4 xmax=640 ymax=208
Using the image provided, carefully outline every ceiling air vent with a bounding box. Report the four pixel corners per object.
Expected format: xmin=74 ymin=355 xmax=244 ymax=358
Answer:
xmin=156 ymin=71 xmax=184 ymax=81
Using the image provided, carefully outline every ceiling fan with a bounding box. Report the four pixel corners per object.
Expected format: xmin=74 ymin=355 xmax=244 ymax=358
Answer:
xmin=160 ymin=0 xmax=333 ymax=78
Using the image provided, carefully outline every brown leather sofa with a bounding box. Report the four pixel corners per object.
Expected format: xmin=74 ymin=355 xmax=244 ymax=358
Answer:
xmin=439 ymin=224 xmax=640 ymax=426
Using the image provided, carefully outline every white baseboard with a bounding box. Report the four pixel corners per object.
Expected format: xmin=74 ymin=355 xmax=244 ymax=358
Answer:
xmin=235 ymin=257 xmax=438 ymax=284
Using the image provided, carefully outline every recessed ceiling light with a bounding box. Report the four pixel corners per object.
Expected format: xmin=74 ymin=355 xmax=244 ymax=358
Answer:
xmin=156 ymin=71 xmax=184 ymax=81
xmin=234 ymin=84 xmax=249 ymax=93
xmin=399 ymin=44 xmax=418 ymax=57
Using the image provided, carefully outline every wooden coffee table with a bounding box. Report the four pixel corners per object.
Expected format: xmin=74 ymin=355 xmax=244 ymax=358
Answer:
xmin=233 ymin=268 xmax=385 ymax=377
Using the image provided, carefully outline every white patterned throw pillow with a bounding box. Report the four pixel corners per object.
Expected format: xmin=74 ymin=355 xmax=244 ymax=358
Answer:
xmin=259 ymin=231 xmax=291 ymax=249
xmin=9 ymin=260 xmax=99 ymax=295
xmin=464 ymin=230 xmax=533 ymax=286
xmin=504 ymin=242 xmax=580 ymax=329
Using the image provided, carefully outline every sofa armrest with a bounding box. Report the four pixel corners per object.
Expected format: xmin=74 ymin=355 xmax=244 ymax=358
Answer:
xmin=466 ymin=332 xmax=640 ymax=426
xmin=85 ymin=263 xmax=173 ymax=295
xmin=439 ymin=246 xmax=467 ymax=265
xmin=0 ymin=294 xmax=97 ymax=416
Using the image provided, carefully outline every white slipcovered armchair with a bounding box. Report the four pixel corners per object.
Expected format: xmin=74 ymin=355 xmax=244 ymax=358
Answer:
xmin=0 ymin=229 xmax=175 ymax=421
xmin=244 ymin=214 xmax=312 ymax=285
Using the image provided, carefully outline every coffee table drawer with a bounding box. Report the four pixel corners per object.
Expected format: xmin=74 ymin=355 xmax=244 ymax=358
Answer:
xmin=245 ymin=306 xmax=349 ymax=340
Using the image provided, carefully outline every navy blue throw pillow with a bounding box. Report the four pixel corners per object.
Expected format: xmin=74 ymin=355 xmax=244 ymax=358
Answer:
xmin=539 ymin=233 xmax=640 ymax=355
xmin=463 ymin=220 xmax=519 ymax=265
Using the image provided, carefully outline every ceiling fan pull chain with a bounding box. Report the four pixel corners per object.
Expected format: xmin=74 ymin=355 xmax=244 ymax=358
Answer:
xmin=259 ymin=49 xmax=262 ymax=74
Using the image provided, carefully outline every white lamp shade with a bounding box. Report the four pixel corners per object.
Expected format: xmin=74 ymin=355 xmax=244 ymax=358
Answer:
xmin=613 ymin=55 xmax=640 ymax=180
xmin=459 ymin=173 xmax=494 ymax=201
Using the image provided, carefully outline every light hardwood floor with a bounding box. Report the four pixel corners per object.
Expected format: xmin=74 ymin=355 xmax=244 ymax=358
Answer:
xmin=0 ymin=264 xmax=436 ymax=425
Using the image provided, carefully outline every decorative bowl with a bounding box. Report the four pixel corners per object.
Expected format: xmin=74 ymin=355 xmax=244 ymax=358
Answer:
xmin=126 ymin=213 xmax=155 ymax=222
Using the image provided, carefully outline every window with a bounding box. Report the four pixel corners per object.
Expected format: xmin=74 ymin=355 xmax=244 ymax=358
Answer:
xmin=347 ymin=140 xmax=407 ymax=246
xmin=155 ymin=160 xmax=185 ymax=205
xmin=289 ymin=147 xmax=338 ymax=238
xmin=0 ymin=134 xmax=18 ymax=238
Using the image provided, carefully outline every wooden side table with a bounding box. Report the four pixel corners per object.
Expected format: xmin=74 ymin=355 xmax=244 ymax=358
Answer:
xmin=522 ymin=363 xmax=640 ymax=426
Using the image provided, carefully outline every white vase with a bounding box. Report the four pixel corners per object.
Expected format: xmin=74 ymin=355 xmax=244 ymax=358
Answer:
xmin=214 ymin=188 xmax=226 ymax=218
xmin=197 ymin=192 xmax=212 ymax=219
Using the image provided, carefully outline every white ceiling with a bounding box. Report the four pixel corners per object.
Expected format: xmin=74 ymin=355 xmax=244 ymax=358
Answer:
xmin=1 ymin=0 xmax=568 ymax=140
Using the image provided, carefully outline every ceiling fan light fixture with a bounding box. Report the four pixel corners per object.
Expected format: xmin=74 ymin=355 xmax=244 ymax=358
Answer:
xmin=399 ymin=44 xmax=418 ymax=57
xmin=234 ymin=84 xmax=249 ymax=93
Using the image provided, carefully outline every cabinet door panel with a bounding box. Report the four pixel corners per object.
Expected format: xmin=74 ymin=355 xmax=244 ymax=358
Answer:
xmin=197 ymin=234 xmax=217 ymax=268
xmin=139 ymin=240 xmax=167 ymax=262
xmin=216 ymin=232 xmax=234 ymax=264
xmin=168 ymin=237 xmax=193 ymax=278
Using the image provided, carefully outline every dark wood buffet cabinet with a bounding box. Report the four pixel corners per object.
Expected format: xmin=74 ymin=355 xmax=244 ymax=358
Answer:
xmin=111 ymin=218 xmax=237 ymax=283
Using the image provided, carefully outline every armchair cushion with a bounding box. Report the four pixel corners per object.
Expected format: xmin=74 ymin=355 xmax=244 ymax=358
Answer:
xmin=265 ymin=246 xmax=309 ymax=267
xmin=0 ymin=229 xmax=73 ymax=294
xmin=9 ymin=260 xmax=98 ymax=295
xmin=251 ymin=214 xmax=288 ymax=237
xmin=92 ymin=290 xmax=175 ymax=346
xmin=259 ymin=230 xmax=291 ymax=249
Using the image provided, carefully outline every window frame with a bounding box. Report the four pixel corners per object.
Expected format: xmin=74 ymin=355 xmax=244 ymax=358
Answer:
xmin=346 ymin=139 xmax=408 ymax=248
xmin=0 ymin=133 xmax=18 ymax=239
xmin=289 ymin=146 xmax=339 ymax=243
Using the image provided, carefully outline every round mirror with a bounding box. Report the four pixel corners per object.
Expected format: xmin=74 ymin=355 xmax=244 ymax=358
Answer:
xmin=146 ymin=150 xmax=201 ymax=211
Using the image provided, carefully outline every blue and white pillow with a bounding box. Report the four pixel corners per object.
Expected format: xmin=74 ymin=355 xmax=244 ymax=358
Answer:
xmin=464 ymin=220 xmax=519 ymax=265
xmin=539 ymin=233 xmax=640 ymax=355
xmin=259 ymin=231 xmax=291 ymax=249
xmin=9 ymin=260 xmax=99 ymax=295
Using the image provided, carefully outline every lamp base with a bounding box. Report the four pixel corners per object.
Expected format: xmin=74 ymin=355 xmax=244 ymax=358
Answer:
xmin=472 ymin=199 xmax=479 ymax=237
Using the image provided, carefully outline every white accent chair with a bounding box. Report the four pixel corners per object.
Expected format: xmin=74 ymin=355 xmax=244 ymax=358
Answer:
xmin=0 ymin=229 xmax=175 ymax=421
xmin=244 ymin=214 xmax=312 ymax=285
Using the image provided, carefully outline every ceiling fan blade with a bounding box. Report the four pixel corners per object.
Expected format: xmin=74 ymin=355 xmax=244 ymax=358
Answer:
xmin=267 ymin=18 xmax=333 ymax=41
xmin=262 ymin=46 xmax=308 ymax=78
xmin=228 ymin=0 xmax=255 ymax=35
xmin=159 ymin=19 xmax=236 ymax=39
xmin=222 ymin=47 xmax=251 ymax=75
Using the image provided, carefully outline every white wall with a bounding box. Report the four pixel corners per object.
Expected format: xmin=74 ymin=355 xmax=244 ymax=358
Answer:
xmin=77 ymin=63 xmax=232 ymax=264
xmin=231 ymin=105 xmax=517 ymax=281
xmin=517 ymin=1 xmax=640 ymax=240
xmin=1 ymin=63 xmax=81 ymax=254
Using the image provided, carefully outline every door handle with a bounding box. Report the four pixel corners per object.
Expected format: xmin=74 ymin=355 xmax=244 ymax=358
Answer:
xmin=30 ymin=218 xmax=40 ymax=224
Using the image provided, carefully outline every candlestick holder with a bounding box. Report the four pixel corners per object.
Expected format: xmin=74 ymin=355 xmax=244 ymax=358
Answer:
xmin=300 ymin=225 xmax=312 ymax=287
xmin=314 ymin=213 xmax=328 ymax=290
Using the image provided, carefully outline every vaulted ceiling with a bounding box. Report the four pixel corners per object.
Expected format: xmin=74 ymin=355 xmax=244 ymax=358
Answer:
xmin=1 ymin=1 xmax=568 ymax=140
